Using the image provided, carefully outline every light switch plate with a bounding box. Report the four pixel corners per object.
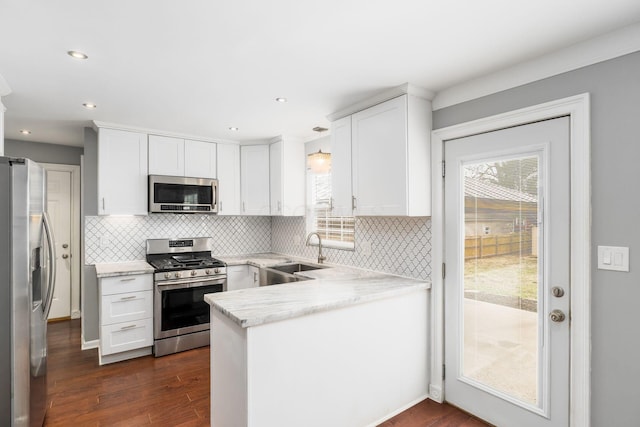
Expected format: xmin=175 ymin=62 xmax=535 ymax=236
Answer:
xmin=597 ymin=246 xmax=629 ymax=272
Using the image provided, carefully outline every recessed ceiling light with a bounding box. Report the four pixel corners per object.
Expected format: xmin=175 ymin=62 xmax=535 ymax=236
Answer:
xmin=83 ymin=103 xmax=97 ymax=109
xmin=275 ymin=97 xmax=287 ymax=103
xmin=20 ymin=129 xmax=31 ymax=135
xmin=229 ymin=127 xmax=239 ymax=131
xmin=67 ymin=50 xmax=88 ymax=60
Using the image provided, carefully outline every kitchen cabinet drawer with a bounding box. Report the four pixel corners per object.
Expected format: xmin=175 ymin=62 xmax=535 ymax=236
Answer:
xmin=100 ymin=274 xmax=153 ymax=295
xmin=100 ymin=290 xmax=152 ymax=326
xmin=100 ymin=317 xmax=153 ymax=356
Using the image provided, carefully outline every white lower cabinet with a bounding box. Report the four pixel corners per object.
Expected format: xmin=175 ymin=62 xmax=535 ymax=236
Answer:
xmin=99 ymin=274 xmax=153 ymax=365
xmin=227 ymin=265 xmax=259 ymax=291
xmin=100 ymin=318 xmax=153 ymax=356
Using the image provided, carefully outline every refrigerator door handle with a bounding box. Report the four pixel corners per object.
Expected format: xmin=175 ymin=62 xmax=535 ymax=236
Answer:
xmin=42 ymin=212 xmax=57 ymax=318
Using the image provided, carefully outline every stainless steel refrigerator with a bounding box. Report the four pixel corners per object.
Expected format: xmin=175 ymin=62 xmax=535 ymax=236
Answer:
xmin=0 ymin=157 xmax=56 ymax=427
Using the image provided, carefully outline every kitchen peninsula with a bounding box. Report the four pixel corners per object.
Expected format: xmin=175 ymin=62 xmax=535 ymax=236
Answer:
xmin=205 ymin=255 xmax=430 ymax=427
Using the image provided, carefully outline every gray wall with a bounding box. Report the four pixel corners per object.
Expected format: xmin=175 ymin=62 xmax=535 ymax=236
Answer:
xmin=82 ymin=128 xmax=99 ymax=342
xmin=4 ymin=139 xmax=83 ymax=165
xmin=433 ymin=51 xmax=640 ymax=425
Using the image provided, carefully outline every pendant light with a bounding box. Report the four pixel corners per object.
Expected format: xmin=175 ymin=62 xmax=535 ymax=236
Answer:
xmin=307 ymin=127 xmax=331 ymax=173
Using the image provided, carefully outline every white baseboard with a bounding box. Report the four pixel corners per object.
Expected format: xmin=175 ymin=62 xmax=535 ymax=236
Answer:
xmin=366 ymin=393 xmax=430 ymax=427
xmin=82 ymin=338 xmax=99 ymax=351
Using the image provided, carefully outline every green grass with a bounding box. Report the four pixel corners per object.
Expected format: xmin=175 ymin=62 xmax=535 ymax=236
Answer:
xmin=464 ymin=255 xmax=538 ymax=300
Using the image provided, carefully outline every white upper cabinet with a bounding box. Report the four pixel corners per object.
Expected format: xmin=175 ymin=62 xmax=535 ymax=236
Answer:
xmin=330 ymin=116 xmax=353 ymax=216
xmin=269 ymin=137 xmax=305 ymax=216
xmin=97 ymin=128 xmax=148 ymax=215
xmin=184 ymin=139 xmax=217 ymax=179
xmin=217 ymin=143 xmax=241 ymax=215
xmin=148 ymin=135 xmax=185 ymax=176
xmin=269 ymin=141 xmax=282 ymax=215
xmin=148 ymin=135 xmax=216 ymax=178
xmin=331 ymin=93 xmax=431 ymax=217
xmin=240 ymin=145 xmax=270 ymax=215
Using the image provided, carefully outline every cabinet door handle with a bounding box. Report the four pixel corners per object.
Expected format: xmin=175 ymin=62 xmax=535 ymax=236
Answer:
xmin=119 ymin=277 xmax=136 ymax=282
xmin=120 ymin=324 xmax=136 ymax=330
xmin=120 ymin=295 xmax=136 ymax=301
xmin=102 ymin=197 xmax=106 ymax=212
xmin=278 ymin=201 xmax=281 ymax=212
xmin=253 ymin=272 xmax=258 ymax=282
xmin=219 ymin=200 xmax=223 ymax=211
xmin=352 ymin=196 xmax=357 ymax=210
xmin=243 ymin=202 xmax=246 ymax=212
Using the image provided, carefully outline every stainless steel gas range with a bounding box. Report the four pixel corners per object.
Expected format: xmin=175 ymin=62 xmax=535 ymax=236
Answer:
xmin=146 ymin=237 xmax=226 ymax=357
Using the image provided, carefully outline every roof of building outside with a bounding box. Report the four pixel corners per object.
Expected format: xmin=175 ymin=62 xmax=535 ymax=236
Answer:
xmin=465 ymin=177 xmax=538 ymax=203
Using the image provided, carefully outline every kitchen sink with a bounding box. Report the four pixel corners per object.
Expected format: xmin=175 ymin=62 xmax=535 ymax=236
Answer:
xmin=259 ymin=262 xmax=326 ymax=286
xmin=269 ymin=262 xmax=327 ymax=274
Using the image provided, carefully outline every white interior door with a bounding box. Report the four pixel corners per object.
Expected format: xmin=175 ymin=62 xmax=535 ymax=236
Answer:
xmin=46 ymin=169 xmax=73 ymax=319
xmin=444 ymin=117 xmax=570 ymax=427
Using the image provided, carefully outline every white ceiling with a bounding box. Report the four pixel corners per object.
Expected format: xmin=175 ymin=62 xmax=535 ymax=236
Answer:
xmin=1 ymin=0 xmax=640 ymax=147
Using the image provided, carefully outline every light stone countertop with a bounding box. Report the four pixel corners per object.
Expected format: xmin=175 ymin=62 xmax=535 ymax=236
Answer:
xmin=206 ymin=253 xmax=430 ymax=328
xmin=94 ymin=260 xmax=155 ymax=278
xmin=218 ymin=253 xmax=297 ymax=268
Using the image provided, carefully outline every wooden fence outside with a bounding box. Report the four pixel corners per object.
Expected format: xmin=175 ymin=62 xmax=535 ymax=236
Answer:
xmin=465 ymin=231 xmax=533 ymax=260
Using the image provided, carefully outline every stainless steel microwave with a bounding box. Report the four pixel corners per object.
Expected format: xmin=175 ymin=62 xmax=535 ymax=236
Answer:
xmin=149 ymin=175 xmax=218 ymax=213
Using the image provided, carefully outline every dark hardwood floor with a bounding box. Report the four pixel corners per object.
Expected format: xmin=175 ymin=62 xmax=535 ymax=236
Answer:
xmin=46 ymin=320 xmax=490 ymax=426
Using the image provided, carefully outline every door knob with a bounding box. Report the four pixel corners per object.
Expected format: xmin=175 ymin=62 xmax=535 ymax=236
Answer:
xmin=551 ymin=287 xmax=565 ymax=297
xmin=62 ymin=254 xmax=69 ymax=259
xmin=549 ymin=309 xmax=566 ymax=323
xmin=62 ymin=243 xmax=69 ymax=249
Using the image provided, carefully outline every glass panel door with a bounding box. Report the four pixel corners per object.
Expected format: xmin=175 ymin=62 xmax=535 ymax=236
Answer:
xmin=443 ymin=117 xmax=570 ymax=427
xmin=462 ymin=155 xmax=541 ymax=407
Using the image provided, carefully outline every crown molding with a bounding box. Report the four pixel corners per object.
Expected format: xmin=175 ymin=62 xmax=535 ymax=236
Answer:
xmin=433 ymin=22 xmax=640 ymax=110
xmin=327 ymin=82 xmax=435 ymax=122
xmin=92 ymin=120 xmax=241 ymax=145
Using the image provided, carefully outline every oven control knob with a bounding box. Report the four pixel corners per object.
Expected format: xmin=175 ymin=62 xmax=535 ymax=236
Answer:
xmin=214 ymin=268 xmax=220 ymax=274
xmin=164 ymin=272 xmax=170 ymax=279
xmin=191 ymin=270 xmax=197 ymax=277
xmin=205 ymin=269 xmax=211 ymax=275
xmin=174 ymin=272 xmax=181 ymax=278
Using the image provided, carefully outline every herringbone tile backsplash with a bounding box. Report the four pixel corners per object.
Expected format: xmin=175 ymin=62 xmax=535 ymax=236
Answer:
xmin=85 ymin=215 xmax=431 ymax=281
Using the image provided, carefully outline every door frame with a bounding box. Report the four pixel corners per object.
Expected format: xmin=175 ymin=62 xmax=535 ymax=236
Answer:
xmin=41 ymin=162 xmax=81 ymax=319
xmin=429 ymin=93 xmax=591 ymax=427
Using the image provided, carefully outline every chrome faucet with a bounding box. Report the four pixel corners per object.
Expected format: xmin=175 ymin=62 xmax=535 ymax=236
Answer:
xmin=305 ymin=232 xmax=326 ymax=264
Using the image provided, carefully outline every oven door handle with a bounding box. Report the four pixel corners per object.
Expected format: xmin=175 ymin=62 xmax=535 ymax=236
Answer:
xmin=156 ymin=277 xmax=227 ymax=290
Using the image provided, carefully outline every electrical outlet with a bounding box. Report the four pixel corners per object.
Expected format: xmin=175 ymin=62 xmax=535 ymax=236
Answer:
xmin=361 ymin=240 xmax=372 ymax=256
